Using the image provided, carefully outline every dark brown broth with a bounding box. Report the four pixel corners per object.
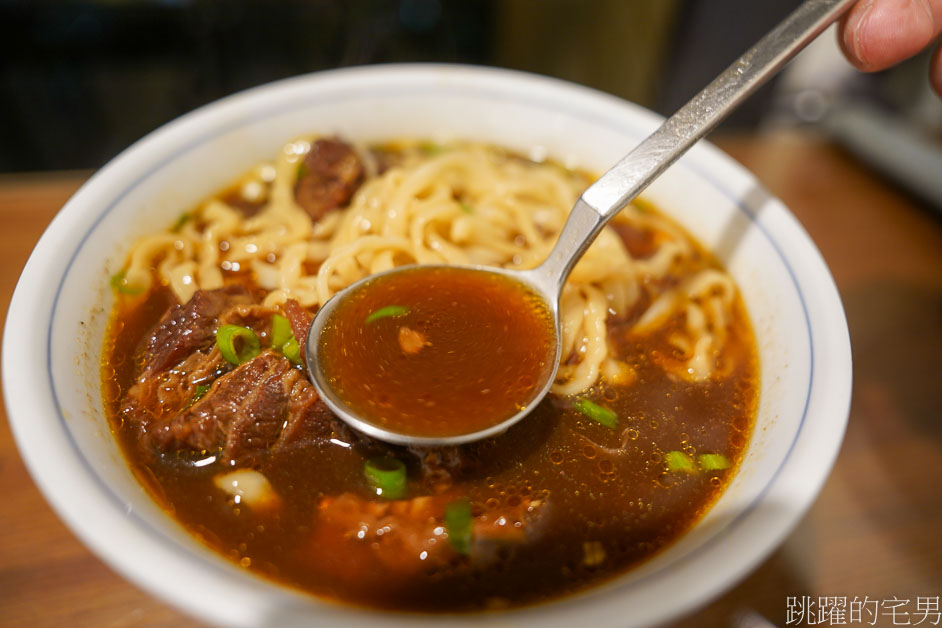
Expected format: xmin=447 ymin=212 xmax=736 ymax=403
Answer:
xmin=318 ymin=266 xmax=556 ymax=437
xmin=102 ymin=274 xmax=756 ymax=612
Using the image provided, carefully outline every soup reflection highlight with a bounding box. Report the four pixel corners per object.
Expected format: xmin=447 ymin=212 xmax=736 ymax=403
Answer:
xmin=102 ymin=138 xmax=758 ymax=611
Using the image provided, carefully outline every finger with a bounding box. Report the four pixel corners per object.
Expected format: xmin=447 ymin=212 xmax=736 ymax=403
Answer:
xmin=839 ymin=0 xmax=942 ymax=72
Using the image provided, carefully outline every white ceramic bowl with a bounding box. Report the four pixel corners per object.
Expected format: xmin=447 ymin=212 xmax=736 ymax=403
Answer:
xmin=4 ymin=65 xmax=851 ymax=627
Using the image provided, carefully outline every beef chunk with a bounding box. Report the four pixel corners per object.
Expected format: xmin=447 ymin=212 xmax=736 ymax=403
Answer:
xmin=312 ymin=493 xmax=455 ymax=582
xmin=275 ymin=375 xmax=332 ymax=451
xmin=282 ymin=298 xmax=314 ymax=366
xmin=120 ymin=347 xmax=229 ymax=433
xmin=141 ymin=285 xmax=253 ymax=376
xmin=294 ymin=138 xmax=363 ymax=220
xmin=282 ymin=299 xmax=313 ymax=345
xmin=144 ymin=350 xmax=327 ymax=465
xmin=310 ymin=492 xmax=545 ymax=582
xmin=124 ymin=289 xmax=332 ymax=464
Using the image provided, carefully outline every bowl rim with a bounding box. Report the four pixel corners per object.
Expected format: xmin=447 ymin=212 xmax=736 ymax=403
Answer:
xmin=3 ymin=63 xmax=852 ymax=627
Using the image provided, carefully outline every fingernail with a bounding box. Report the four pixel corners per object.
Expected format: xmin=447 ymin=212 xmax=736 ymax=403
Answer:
xmin=847 ymin=0 xmax=875 ymax=62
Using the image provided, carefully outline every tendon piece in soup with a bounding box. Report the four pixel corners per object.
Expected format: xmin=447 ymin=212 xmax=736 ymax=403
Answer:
xmin=101 ymin=138 xmax=758 ymax=611
xmin=317 ymin=266 xmax=556 ymax=438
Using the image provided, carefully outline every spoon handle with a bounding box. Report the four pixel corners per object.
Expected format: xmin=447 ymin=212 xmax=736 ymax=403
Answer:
xmin=532 ymin=0 xmax=855 ymax=297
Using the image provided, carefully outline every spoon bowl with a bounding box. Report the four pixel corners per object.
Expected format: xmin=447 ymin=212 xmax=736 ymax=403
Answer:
xmin=306 ymin=263 xmax=563 ymax=446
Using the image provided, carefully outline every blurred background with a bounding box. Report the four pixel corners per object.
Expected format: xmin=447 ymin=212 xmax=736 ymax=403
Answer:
xmin=3 ymin=0 xmax=940 ymax=189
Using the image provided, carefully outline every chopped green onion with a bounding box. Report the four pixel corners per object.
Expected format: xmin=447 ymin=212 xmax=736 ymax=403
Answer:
xmin=365 ymin=305 xmax=410 ymax=324
xmin=418 ymin=141 xmax=444 ymax=155
xmin=282 ymin=336 xmax=302 ymax=364
xmin=296 ymin=161 xmax=308 ymax=180
xmin=171 ymin=212 xmax=191 ymax=232
xmin=185 ymin=383 xmax=212 ymax=408
xmin=573 ymin=398 xmax=618 ymax=429
xmin=364 ymin=456 xmax=407 ymax=500
xmin=458 ymin=200 xmax=474 ymax=214
xmin=109 ymin=270 xmax=144 ymax=295
xmin=270 ymin=314 xmax=302 ymax=363
xmin=216 ymin=325 xmax=261 ymax=365
xmin=665 ymin=450 xmax=697 ymax=473
xmin=698 ymin=453 xmax=730 ymax=471
xmin=186 ymin=383 xmax=212 ymax=408
xmin=633 ymin=198 xmax=654 ymax=214
xmin=445 ymin=498 xmax=473 ymax=556
xmin=271 ymin=314 xmax=293 ymax=348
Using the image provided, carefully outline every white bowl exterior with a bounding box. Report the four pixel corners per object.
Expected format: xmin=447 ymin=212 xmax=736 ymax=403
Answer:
xmin=3 ymin=65 xmax=851 ymax=627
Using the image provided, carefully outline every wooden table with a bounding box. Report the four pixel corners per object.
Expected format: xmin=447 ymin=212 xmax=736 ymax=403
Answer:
xmin=1 ymin=130 xmax=940 ymax=627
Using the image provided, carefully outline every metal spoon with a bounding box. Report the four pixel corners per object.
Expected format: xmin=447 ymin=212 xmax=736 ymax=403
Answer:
xmin=305 ymin=0 xmax=855 ymax=446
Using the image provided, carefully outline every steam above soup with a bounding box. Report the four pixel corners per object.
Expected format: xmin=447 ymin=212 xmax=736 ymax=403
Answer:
xmin=102 ymin=138 xmax=757 ymax=611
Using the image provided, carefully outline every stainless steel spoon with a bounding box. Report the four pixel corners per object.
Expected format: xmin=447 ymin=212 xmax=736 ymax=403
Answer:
xmin=305 ymin=0 xmax=855 ymax=446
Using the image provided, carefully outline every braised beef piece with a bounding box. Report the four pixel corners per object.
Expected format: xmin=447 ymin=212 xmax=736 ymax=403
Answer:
xmin=277 ymin=373 xmax=336 ymax=451
xmin=313 ymin=493 xmax=456 ymax=581
xmin=140 ymin=285 xmax=253 ymax=376
xmin=311 ymin=491 xmax=545 ymax=581
xmin=123 ymin=287 xmax=333 ymax=465
xmin=282 ymin=299 xmax=314 ymax=347
xmin=294 ymin=138 xmax=363 ymax=220
xmin=149 ymin=351 xmax=317 ymax=465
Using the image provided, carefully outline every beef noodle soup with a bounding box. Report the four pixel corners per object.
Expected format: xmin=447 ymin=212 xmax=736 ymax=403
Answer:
xmin=102 ymin=138 xmax=758 ymax=611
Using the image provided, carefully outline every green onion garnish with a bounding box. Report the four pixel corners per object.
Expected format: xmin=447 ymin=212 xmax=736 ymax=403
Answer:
xmin=365 ymin=305 xmax=410 ymax=324
xmin=282 ymin=336 xmax=302 ymax=364
xmin=698 ymin=453 xmax=730 ymax=471
xmin=419 ymin=141 xmax=444 ymax=155
xmin=458 ymin=201 xmax=474 ymax=214
xmin=109 ymin=270 xmax=144 ymax=295
xmin=665 ymin=450 xmax=697 ymax=473
xmin=633 ymin=198 xmax=654 ymax=214
xmin=296 ymin=161 xmax=308 ymax=180
xmin=271 ymin=314 xmax=293 ymax=349
xmin=573 ymin=398 xmax=618 ymax=429
xmin=270 ymin=314 xmax=302 ymax=363
xmin=185 ymin=383 xmax=211 ymax=408
xmin=364 ymin=456 xmax=407 ymax=500
xmin=216 ymin=325 xmax=261 ymax=365
xmin=171 ymin=212 xmax=191 ymax=233
xmin=445 ymin=498 xmax=473 ymax=556
xmin=184 ymin=383 xmax=212 ymax=409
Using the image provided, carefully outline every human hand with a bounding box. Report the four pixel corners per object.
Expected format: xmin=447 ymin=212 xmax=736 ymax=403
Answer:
xmin=838 ymin=0 xmax=942 ymax=96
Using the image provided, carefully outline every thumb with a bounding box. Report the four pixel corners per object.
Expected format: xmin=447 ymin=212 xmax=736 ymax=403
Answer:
xmin=839 ymin=0 xmax=942 ymax=71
